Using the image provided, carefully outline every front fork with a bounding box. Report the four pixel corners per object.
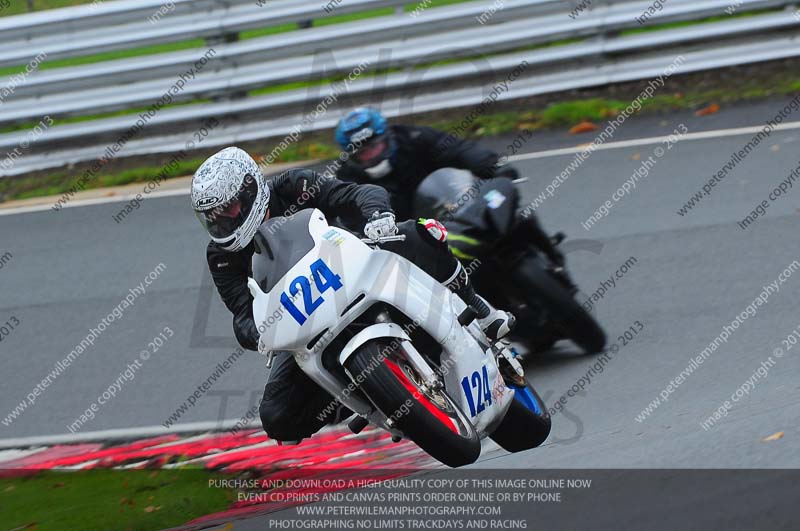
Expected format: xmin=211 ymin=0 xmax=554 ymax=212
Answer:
xmin=458 ymin=306 xmax=525 ymax=387
xmin=495 ymin=342 xmax=525 ymax=386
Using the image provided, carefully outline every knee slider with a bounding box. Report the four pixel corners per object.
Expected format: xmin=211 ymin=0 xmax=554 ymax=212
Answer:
xmin=260 ymin=405 xmax=303 ymax=441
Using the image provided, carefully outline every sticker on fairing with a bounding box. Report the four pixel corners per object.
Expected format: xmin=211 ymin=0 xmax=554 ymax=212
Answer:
xmin=322 ymin=228 xmax=345 ymax=246
xmin=484 ymin=190 xmax=506 ymax=209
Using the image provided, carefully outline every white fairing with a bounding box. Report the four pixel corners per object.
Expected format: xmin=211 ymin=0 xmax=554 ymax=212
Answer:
xmin=248 ymin=209 xmax=514 ymax=437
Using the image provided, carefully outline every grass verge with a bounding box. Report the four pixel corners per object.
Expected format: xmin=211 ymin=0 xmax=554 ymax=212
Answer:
xmin=1 ymin=140 xmax=339 ymax=201
xmin=0 ymin=0 xmax=90 ymax=17
xmin=0 ymin=469 xmax=235 ymax=531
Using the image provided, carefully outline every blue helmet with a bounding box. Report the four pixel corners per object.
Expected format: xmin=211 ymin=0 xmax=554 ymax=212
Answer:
xmin=335 ymin=107 xmax=395 ymax=179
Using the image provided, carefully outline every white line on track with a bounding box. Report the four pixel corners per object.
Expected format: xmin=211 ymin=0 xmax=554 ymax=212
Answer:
xmin=0 ymin=187 xmax=188 ymax=217
xmin=506 ymin=120 xmax=800 ymax=161
xmin=2 ymin=120 xmax=799 ymax=219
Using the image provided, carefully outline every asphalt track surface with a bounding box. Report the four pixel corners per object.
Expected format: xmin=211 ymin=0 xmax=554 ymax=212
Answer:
xmin=1 ymin=98 xmax=799 ymax=485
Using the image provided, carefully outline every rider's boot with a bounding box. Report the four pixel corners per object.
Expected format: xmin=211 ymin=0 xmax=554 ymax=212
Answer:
xmin=476 ymin=295 xmax=516 ymax=341
xmin=446 ymin=262 xmax=515 ymax=340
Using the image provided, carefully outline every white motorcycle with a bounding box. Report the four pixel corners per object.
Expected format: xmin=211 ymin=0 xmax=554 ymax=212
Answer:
xmin=248 ymin=209 xmax=551 ymax=467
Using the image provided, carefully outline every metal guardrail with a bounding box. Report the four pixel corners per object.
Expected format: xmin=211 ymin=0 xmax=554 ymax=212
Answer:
xmin=1 ymin=0 xmax=799 ymax=177
xmin=1 ymin=0 xmax=556 ymax=103
xmin=0 ymin=0 xmax=410 ymax=67
xmin=3 ymin=7 xmax=798 ymax=137
xmin=5 ymin=33 xmax=800 ymax=177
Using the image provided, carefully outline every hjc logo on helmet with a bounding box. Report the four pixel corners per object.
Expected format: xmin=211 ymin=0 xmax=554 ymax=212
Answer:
xmin=349 ymin=127 xmax=374 ymax=145
xmin=195 ymin=196 xmax=221 ymax=208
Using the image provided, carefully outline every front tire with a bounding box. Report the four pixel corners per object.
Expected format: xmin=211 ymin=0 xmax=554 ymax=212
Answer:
xmin=345 ymin=339 xmax=480 ymax=468
xmin=513 ymin=255 xmax=606 ymax=354
xmin=490 ymin=384 xmax=551 ymax=452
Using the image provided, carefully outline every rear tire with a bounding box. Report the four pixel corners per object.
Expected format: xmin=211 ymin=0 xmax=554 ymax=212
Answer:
xmin=490 ymin=384 xmax=551 ymax=452
xmin=345 ymin=339 xmax=481 ymax=468
xmin=512 ymin=255 xmax=606 ymax=354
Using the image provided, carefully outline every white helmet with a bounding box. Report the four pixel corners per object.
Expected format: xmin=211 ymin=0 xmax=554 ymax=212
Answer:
xmin=191 ymin=147 xmax=270 ymax=252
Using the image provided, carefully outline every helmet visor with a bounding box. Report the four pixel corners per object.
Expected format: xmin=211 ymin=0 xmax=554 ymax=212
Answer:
xmin=195 ymin=174 xmax=259 ymax=239
xmin=354 ymin=135 xmax=389 ymax=167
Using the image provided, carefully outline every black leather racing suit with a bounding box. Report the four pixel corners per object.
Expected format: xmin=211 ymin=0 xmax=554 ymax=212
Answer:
xmin=206 ymin=168 xmax=390 ymax=351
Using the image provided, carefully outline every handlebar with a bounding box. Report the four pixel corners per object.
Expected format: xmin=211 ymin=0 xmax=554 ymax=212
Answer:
xmin=361 ymin=234 xmax=407 ymax=244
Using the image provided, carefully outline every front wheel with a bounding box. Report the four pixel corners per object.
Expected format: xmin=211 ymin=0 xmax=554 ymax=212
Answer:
xmin=490 ymin=384 xmax=551 ymax=452
xmin=344 ymin=339 xmax=480 ymax=468
xmin=512 ymin=254 xmax=606 ymax=354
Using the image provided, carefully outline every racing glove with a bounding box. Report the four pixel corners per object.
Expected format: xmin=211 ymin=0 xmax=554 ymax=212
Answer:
xmin=364 ymin=211 xmax=398 ymax=241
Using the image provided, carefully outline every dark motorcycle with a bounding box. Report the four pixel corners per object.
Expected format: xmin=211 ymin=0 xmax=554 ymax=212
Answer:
xmin=414 ymin=168 xmax=606 ymax=355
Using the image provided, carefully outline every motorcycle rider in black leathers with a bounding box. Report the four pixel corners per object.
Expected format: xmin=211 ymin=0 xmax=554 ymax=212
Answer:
xmin=191 ymin=146 xmax=514 ymax=443
xmin=334 ymin=107 xmax=565 ymax=267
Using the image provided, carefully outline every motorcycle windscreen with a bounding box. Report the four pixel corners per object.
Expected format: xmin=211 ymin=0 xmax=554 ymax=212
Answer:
xmin=413 ymin=168 xmax=477 ymax=219
xmin=416 ymin=169 xmax=521 ymax=237
xmin=251 ymin=209 xmax=316 ymax=293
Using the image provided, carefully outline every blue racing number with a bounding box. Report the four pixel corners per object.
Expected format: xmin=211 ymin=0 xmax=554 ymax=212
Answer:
xmin=280 ymin=259 xmax=343 ymax=325
xmin=460 ymin=365 xmax=493 ymax=417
